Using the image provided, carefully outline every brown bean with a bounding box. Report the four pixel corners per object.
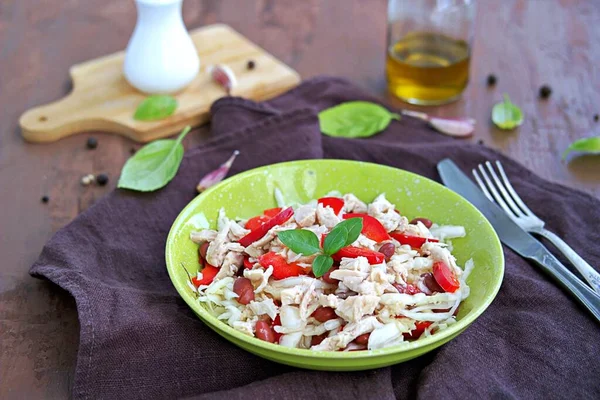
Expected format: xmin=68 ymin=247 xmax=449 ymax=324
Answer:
xmin=233 ymin=277 xmax=255 ymax=305
xmin=378 ymin=242 xmax=396 ymax=261
xmin=422 ymin=272 xmax=444 ymax=293
xmin=311 ymin=332 xmax=328 ymax=346
xmin=199 ymin=242 xmax=210 ymax=260
xmin=255 ymin=320 xmax=276 ymax=343
xmin=312 ymin=307 xmax=337 ymax=322
xmin=410 ymin=217 xmax=433 ymax=229
xmin=322 ymin=267 xmax=339 ymax=284
xmin=354 ymin=333 xmax=370 ymax=345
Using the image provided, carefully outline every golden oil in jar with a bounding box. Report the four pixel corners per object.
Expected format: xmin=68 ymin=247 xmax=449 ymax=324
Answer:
xmin=386 ymin=32 xmax=471 ymax=105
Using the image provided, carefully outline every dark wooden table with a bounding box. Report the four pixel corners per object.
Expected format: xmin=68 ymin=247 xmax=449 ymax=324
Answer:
xmin=1 ymin=0 xmax=598 ymax=397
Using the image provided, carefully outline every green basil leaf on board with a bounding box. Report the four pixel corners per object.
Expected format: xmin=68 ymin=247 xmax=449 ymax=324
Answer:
xmin=312 ymin=254 xmax=334 ymax=278
xmin=323 ymin=218 xmax=363 ymax=255
xmin=277 ymin=229 xmax=321 ymax=256
xmin=492 ymin=94 xmax=523 ymax=130
xmin=318 ymin=101 xmax=401 ymax=138
xmin=118 ymin=126 xmax=191 ymax=192
xmin=562 ymin=137 xmax=600 ymax=161
xmin=134 ymin=95 xmax=178 ymax=121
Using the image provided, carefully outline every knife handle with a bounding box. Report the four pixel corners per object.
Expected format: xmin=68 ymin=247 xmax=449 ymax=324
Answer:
xmin=532 ymin=250 xmax=600 ymax=322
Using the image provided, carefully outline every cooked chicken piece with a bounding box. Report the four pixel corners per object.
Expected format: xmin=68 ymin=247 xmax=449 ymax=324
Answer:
xmin=190 ymin=229 xmax=217 ymax=244
xmin=352 ymin=234 xmax=377 ymax=250
xmin=311 ymin=316 xmax=382 ymax=351
xmin=316 ymin=203 xmax=341 ymax=228
xmin=343 ymin=193 xmax=368 ymax=213
xmin=339 ymin=256 xmax=371 ymax=273
xmin=303 ymin=224 xmax=329 ymax=237
xmin=334 ymin=295 xmax=379 ymax=322
xmin=265 ymin=276 xmax=335 ymax=299
xmin=243 ymin=265 xmax=273 ymax=294
xmin=280 ymin=286 xmax=304 ymax=305
xmin=334 ymin=282 xmax=355 ymax=299
xmin=294 ymin=204 xmax=317 ymax=227
xmin=244 ymin=223 xmax=298 ymax=258
xmin=228 ymin=221 xmax=250 ymax=241
xmin=299 ymin=281 xmax=319 ymax=320
xmin=318 ymin=293 xmax=341 ymax=308
xmin=206 ymin=223 xmax=233 ymax=266
xmin=368 ymin=193 xmax=395 ymax=214
xmin=248 ymin=298 xmax=278 ymax=320
xmin=214 ymin=251 xmax=244 ymax=280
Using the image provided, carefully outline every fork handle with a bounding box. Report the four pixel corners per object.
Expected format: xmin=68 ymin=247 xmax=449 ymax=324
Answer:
xmin=535 ymin=228 xmax=600 ymax=294
xmin=531 ymin=249 xmax=600 ymax=322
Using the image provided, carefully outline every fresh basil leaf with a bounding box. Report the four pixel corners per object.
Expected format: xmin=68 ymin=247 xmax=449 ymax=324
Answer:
xmin=562 ymin=136 xmax=600 ymax=161
xmin=277 ymin=229 xmax=321 ymax=256
xmin=323 ymin=218 xmax=363 ymax=255
xmin=492 ymin=94 xmax=523 ymax=130
xmin=318 ymin=101 xmax=400 ymax=138
xmin=118 ymin=126 xmax=191 ymax=192
xmin=134 ymin=95 xmax=178 ymax=121
xmin=312 ymin=255 xmax=334 ymax=278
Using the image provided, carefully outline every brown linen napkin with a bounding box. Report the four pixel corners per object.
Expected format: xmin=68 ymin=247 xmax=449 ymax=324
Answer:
xmin=31 ymin=77 xmax=600 ymax=400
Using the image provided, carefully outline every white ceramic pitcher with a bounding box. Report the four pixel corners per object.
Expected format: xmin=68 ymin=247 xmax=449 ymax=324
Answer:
xmin=124 ymin=0 xmax=200 ymax=94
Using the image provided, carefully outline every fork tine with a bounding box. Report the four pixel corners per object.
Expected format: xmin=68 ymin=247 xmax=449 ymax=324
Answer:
xmin=472 ymin=169 xmax=494 ymax=201
xmin=495 ymin=161 xmax=536 ymax=217
xmin=476 ymin=164 xmax=518 ymax=219
xmin=484 ymin=161 xmax=526 ymax=217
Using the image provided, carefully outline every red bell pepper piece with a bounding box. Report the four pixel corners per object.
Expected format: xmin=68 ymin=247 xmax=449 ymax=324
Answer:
xmin=239 ymin=207 xmax=294 ymax=247
xmin=317 ymin=197 xmax=345 ymax=215
xmin=263 ymin=207 xmax=282 ymax=218
xmin=332 ymin=246 xmax=385 ymax=264
xmin=390 ymin=232 xmax=438 ymax=248
xmin=258 ymin=251 xmax=306 ymax=280
xmin=432 ymin=261 xmax=460 ymax=293
xmin=245 ymin=215 xmax=270 ymax=231
xmin=403 ymin=321 xmax=433 ymax=339
xmin=243 ymin=256 xmax=254 ymax=269
xmin=192 ymin=264 xmax=219 ymax=287
xmin=343 ymin=213 xmax=391 ymax=242
xmin=272 ymin=315 xmax=282 ymax=343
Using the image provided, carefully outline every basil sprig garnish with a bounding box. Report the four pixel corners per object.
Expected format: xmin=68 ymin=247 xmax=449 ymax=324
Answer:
xmin=277 ymin=218 xmax=362 ymax=277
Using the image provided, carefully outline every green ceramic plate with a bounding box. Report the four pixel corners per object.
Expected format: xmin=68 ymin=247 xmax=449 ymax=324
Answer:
xmin=166 ymin=160 xmax=504 ymax=370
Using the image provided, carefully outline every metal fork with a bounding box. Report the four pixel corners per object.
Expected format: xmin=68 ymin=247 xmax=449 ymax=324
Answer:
xmin=473 ymin=160 xmax=600 ymax=294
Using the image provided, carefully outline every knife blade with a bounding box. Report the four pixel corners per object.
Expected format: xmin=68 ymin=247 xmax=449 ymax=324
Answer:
xmin=437 ymin=158 xmax=600 ymax=322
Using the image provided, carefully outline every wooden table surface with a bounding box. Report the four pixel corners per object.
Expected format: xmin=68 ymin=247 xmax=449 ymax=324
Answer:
xmin=1 ymin=0 xmax=598 ymax=398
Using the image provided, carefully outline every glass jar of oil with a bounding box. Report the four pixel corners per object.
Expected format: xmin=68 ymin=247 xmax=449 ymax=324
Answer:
xmin=387 ymin=0 xmax=475 ymax=105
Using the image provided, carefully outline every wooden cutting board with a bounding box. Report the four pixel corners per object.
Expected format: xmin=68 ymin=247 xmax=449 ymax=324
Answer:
xmin=19 ymin=24 xmax=301 ymax=143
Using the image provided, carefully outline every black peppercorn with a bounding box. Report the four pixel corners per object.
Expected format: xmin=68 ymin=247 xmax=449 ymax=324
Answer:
xmin=86 ymin=137 xmax=98 ymax=149
xmin=477 ymin=139 xmax=484 ymax=145
xmin=130 ymin=147 xmax=137 ymax=154
xmin=539 ymin=85 xmax=552 ymax=99
xmin=486 ymin=74 xmax=497 ymax=86
xmin=96 ymin=174 xmax=109 ymax=186
xmin=594 ymin=114 xmax=599 ymax=122
xmin=246 ymin=60 xmax=256 ymax=70
xmin=41 ymin=195 xmax=49 ymax=203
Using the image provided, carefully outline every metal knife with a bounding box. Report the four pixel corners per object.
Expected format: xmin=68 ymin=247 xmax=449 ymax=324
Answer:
xmin=437 ymin=158 xmax=600 ymax=322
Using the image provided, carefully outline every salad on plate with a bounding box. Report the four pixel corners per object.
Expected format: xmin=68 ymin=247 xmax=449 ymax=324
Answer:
xmin=187 ymin=192 xmax=473 ymax=351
